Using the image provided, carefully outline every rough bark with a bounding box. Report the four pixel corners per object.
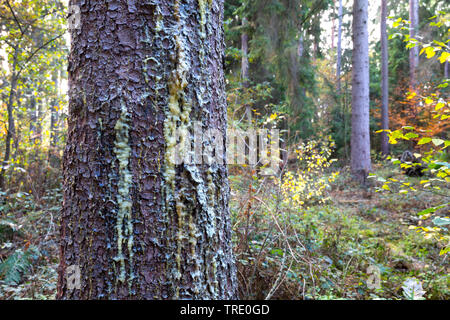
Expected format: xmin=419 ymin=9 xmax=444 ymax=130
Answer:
xmin=58 ymin=0 xmax=236 ymax=299
xmin=336 ymin=0 xmax=343 ymax=94
xmin=380 ymin=0 xmax=389 ymax=156
xmin=351 ymin=0 xmax=371 ymax=183
xmin=409 ymin=0 xmax=419 ymax=89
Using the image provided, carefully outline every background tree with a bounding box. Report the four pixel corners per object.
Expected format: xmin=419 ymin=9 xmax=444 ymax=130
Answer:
xmin=336 ymin=0 xmax=343 ymax=94
xmin=351 ymin=0 xmax=371 ymax=182
xmin=0 ymin=0 xmax=66 ymax=191
xmin=380 ymin=0 xmax=390 ymax=155
xmin=409 ymin=0 xmax=419 ymax=89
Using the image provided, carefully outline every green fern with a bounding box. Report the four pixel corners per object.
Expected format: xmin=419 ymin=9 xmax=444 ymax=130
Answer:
xmin=0 ymin=246 xmax=39 ymax=285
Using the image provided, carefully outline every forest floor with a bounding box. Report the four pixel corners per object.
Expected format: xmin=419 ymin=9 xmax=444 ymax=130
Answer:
xmin=0 ymin=163 xmax=448 ymax=299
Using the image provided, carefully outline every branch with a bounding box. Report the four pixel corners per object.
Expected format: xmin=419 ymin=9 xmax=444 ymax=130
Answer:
xmin=298 ymin=1 xmax=325 ymax=29
xmin=5 ymin=0 xmax=24 ymax=35
xmin=17 ymin=32 xmax=65 ymax=78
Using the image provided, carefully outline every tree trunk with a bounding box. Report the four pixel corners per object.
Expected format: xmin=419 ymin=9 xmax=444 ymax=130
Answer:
xmin=29 ymin=95 xmax=37 ymax=135
xmin=444 ymin=61 xmax=448 ymax=79
xmin=351 ymin=0 xmax=371 ymax=183
xmin=49 ymin=70 xmax=60 ymax=167
xmin=409 ymin=0 xmax=419 ymax=89
xmin=50 ymin=70 xmax=59 ymax=148
xmin=336 ymin=0 xmax=343 ymax=94
xmin=0 ymin=51 xmax=18 ymax=191
xmin=331 ymin=0 xmax=336 ymax=50
xmin=58 ymin=0 xmax=237 ymax=299
xmin=297 ymin=33 xmax=304 ymax=58
xmin=380 ymin=0 xmax=389 ymax=156
xmin=241 ymin=17 xmax=251 ymax=124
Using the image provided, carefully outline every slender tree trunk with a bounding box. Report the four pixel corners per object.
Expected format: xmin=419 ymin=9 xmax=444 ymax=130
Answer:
xmin=29 ymin=95 xmax=37 ymax=136
xmin=36 ymin=97 xmax=43 ymax=142
xmin=409 ymin=0 xmax=419 ymax=89
xmin=50 ymin=71 xmax=59 ymax=148
xmin=331 ymin=0 xmax=336 ymax=50
xmin=445 ymin=61 xmax=448 ymax=79
xmin=336 ymin=0 xmax=343 ymax=94
xmin=58 ymin=0 xmax=236 ymax=299
xmin=241 ymin=17 xmax=251 ymax=124
xmin=351 ymin=0 xmax=371 ymax=183
xmin=298 ymin=33 xmax=304 ymax=58
xmin=0 ymin=51 xmax=18 ymax=191
xmin=49 ymin=70 xmax=60 ymax=167
xmin=380 ymin=0 xmax=389 ymax=156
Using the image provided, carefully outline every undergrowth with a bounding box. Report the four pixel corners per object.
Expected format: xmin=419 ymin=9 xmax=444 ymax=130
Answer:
xmin=230 ymin=161 xmax=449 ymax=300
xmin=0 ymin=162 xmax=448 ymax=299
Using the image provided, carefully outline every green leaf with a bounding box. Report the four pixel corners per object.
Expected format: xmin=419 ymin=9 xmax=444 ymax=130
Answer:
xmin=405 ymin=132 xmax=419 ymax=139
xmin=417 ymin=203 xmax=449 ymax=216
xmin=417 ymin=137 xmax=432 ymax=145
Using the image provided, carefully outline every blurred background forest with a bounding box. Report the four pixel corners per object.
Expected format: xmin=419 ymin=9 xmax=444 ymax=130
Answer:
xmin=0 ymin=0 xmax=449 ymax=299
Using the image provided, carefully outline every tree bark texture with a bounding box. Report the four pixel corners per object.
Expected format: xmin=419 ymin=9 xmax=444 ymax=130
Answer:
xmin=58 ymin=0 xmax=237 ymax=299
xmin=351 ymin=0 xmax=371 ymax=182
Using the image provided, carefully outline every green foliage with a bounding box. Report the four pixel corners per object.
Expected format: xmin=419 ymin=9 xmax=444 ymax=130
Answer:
xmin=371 ymin=9 xmax=450 ymax=256
xmin=0 ymin=246 xmax=39 ymax=285
xmin=281 ymin=136 xmax=339 ymax=207
xmin=231 ymin=167 xmax=449 ymax=299
xmin=224 ymin=0 xmax=330 ymax=139
xmin=0 ymin=0 xmax=68 ymax=193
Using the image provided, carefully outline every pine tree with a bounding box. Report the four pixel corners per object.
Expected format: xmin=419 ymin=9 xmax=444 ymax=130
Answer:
xmin=58 ymin=0 xmax=237 ymax=299
xmin=351 ymin=0 xmax=372 ymax=182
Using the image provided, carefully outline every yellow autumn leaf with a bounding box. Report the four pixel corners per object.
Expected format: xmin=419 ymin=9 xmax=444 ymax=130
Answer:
xmin=435 ymin=102 xmax=445 ymax=110
xmin=438 ymin=51 xmax=450 ymax=63
xmin=425 ymin=46 xmax=436 ymax=59
xmin=406 ymin=92 xmax=416 ymax=100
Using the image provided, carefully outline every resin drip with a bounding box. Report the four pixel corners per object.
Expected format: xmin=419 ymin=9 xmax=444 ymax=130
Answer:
xmin=113 ymin=102 xmax=134 ymax=283
xmin=162 ymin=0 xmax=193 ymax=299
